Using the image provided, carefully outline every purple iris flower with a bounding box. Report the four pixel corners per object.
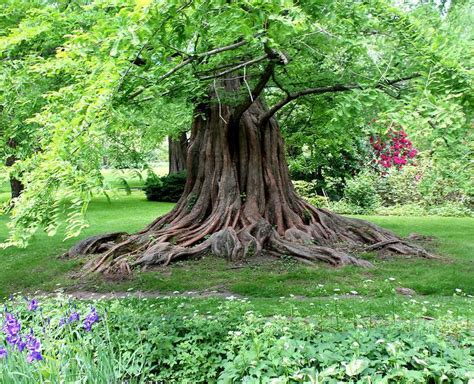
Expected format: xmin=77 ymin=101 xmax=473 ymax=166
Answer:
xmin=59 ymin=318 xmax=67 ymax=327
xmin=6 ymin=334 xmax=20 ymax=345
xmin=68 ymin=312 xmax=80 ymax=323
xmin=26 ymin=333 xmax=41 ymax=352
xmin=3 ymin=313 xmax=21 ymax=341
xmin=27 ymin=299 xmax=39 ymax=311
xmin=17 ymin=339 xmax=27 ymax=352
xmin=83 ymin=308 xmax=99 ymax=331
xmin=24 ymin=332 xmax=42 ymax=363
xmin=27 ymin=351 xmax=43 ymax=363
xmin=0 ymin=348 xmax=7 ymax=359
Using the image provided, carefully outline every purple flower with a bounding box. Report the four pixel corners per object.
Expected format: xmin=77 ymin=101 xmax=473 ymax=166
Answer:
xmin=27 ymin=299 xmax=39 ymax=311
xmin=0 ymin=348 xmax=7 ymax=359
xmin=6 ymin=333 xmax=20 ymax=345
xmin=68 ymin=312 xmax=80 ymax=323
xmin=17 ymin=339 xmax=27 ymax=352
xmin=83 ymin=308 xmax=99 ymax=332
xmin=3 ymin=313 xmax=21 ymax=339
xmin=22 ymin=331 xmax=43 ymax=363
xmin=26 ymin=333 xmax=41 ymax=352
xmin=27 ymin=351 xmax=43 ymax=363
xmin=59 ymin=318 xmax=67 ymax=327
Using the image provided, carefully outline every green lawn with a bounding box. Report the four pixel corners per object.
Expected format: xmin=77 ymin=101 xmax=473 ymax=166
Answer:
xmin=101 ymin=163 xmax=168 ymax=190
xmin=0 ymin=165 xmax=168 ymax=203
xmin=1 ymin=192 xmax=472 ymax=306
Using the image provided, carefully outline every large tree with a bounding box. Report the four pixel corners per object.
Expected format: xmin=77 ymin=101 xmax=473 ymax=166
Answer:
xmin=1 ymin=0 xmax=471 ymax=273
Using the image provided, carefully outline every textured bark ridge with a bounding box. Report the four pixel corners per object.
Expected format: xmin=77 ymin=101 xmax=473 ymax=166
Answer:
xmin=67 ymin=79 xmax=432 ymax=274
xmin=168 ymin=132 xmax=188 ymax=174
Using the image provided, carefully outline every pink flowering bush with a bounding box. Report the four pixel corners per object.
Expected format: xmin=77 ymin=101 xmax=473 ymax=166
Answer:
xmin=370 ymin=128 xmax=417 ymax=171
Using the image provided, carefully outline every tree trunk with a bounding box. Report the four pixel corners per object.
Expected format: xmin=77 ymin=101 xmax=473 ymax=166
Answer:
xmin=67 ymin=78 xmax=432 ymax=274
xmin=5 ymin=139 xmax=24 ymax=201
xmin=168 ymin=132 xmax=187 ymax=174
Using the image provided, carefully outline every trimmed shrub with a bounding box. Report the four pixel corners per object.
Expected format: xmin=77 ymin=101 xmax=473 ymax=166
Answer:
xmin=144 ymin=171 xmax=186 ymax=202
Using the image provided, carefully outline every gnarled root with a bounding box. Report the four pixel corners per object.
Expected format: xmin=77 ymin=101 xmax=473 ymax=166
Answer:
xmin=65 ymin=208 xmax=434 ymax=275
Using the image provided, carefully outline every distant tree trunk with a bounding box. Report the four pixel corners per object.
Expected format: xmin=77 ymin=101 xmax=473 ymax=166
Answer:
xmin=5 ymin=139 xmax=24 ymax=201
xmin=68 ymin=76 xmax=432 ymax=274
xmin=168 ymin=132 xmax=188 ymax=174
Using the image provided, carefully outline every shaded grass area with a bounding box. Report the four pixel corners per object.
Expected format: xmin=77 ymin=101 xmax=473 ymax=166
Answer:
xmin=0 ymin=192 xmax=174 ymax=298
xmin=1 ymin=193 xmax=473 ymax=309
xmin=0 ymin=165 xmax=168 ymax=202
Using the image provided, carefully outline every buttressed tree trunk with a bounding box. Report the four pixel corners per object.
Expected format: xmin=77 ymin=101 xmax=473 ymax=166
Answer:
xmin=67 ymin=76 xmax=432 ymax=274
xmin=5 ymin=139 xmax=24 ymax=201
xmin=168 ymin=132 xmax=188 ymax=174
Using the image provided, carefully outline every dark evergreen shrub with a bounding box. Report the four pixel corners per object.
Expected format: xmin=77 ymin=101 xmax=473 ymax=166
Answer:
xmin=144 ymin=171 xmax=186 ymax=202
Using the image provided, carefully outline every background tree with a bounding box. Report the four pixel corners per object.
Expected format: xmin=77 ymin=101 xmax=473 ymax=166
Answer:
xmin=1 ymin=0 xmax=471 ymax=273
xmin=168 ymin=132 xmax=188 ymax=175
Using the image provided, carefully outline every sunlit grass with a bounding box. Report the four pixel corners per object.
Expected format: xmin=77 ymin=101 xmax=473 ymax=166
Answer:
xmin=1 ymin=192 xmax=472 ymax=303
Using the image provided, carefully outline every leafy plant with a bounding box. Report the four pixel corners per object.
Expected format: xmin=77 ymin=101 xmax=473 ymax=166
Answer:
xmin=1 ymin=294 xmax=473 ymax=383
xmin=144 ymin=171 xmax=186 ymax=203
xmin=343 ymin=172 xmax=380 ymax=213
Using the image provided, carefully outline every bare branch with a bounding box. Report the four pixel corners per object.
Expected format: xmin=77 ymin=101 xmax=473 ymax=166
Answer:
xmin=157 ymin=57 xmax=193 ymax=81
xmin=260 ymin=74 xmax=419 ymax=124
xmin=199 ymin=55 xmax=268 ymax=80
xmin=127 ymin=39 xmax=249 ymax=101
xmin=158 ymin=39 xmax=248 ymax=82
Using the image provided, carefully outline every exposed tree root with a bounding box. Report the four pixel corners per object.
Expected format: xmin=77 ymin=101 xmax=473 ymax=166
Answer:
xmin=65 ymin=208 xmax=433 ymax=275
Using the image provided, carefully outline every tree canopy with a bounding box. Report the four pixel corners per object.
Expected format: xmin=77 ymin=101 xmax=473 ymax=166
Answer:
xmin=0 ymin=0 xmax=472 ymax=247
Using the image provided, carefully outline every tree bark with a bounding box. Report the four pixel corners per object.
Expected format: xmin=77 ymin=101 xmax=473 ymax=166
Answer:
xmin=5 ymin=139 xmax=24 ymax=201
xmin=67 ymin=77 xmax=432 ymax=274
xmin=168 ymin=132 xmax=188 ymax=174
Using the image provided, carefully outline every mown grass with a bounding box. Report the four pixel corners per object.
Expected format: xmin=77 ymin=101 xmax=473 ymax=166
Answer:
xmin=0 ymin=192 xmax=174 ymax=297
xmin=1 ymin=192 xmax=472 ymax=307
xmin=101 ymin=163 xmax=168 ymax=190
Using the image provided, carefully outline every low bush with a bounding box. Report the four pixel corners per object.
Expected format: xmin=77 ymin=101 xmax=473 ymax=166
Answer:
xmin=294 ymin=159 xmax=473 ymax=217
xmin=426 ymin=202 xmax=473 ymax=217
xmin=1 ymin=295 xmax=473 ymax=382
xmin=342 ymin=171 xmax=380 ymax=213
xmin=374 ymin=203 xmax=428 ymax=217
xmin=292 ymin=180 xmax=318 ymax=200
xmin=144 ymin=171 xmax=186 ymax=202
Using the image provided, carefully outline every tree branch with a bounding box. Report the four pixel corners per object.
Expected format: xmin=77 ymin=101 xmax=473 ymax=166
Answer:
xmin=158 ymin=39 xmax=248 ymax=82
xmin=199 ymin=54 xmax=268 ymax=80
xmin=259 ymin=74 xmax=419 ymax=124
xmin=231 ymin=61 xmax=275 ymax=122
xmin=127 ymin=39 xmax=249 ymax=101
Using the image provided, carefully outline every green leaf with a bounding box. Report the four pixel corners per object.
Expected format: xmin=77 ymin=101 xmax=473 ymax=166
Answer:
xmin=345 ymin=358 xmax=369 ymax=377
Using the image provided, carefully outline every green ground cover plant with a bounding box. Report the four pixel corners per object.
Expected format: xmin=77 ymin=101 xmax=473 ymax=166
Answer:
xmin=0 ymin=294 xmax=472 ymax=383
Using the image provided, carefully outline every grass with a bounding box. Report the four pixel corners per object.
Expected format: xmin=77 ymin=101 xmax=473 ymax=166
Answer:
xmin=0 ymin=192 xmax=173 ymax=297
xmin=101 ymin=163 xmax=168 ymax=190
xmin=1 ymin=192 xmax=472 ymax=308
